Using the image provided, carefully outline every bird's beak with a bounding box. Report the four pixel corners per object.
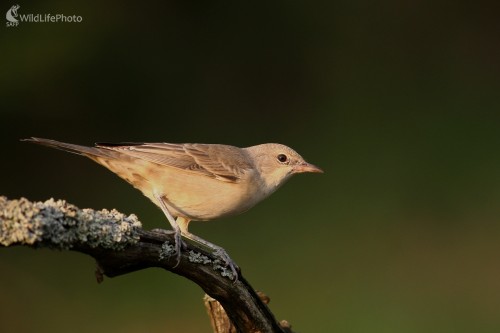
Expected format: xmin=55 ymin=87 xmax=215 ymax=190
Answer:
xmin=293 ymin=162 xmax=324 ymax=174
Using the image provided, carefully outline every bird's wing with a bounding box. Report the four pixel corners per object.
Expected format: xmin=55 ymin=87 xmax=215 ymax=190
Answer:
xmin=95 ymin=142 xmax=253 ymax=182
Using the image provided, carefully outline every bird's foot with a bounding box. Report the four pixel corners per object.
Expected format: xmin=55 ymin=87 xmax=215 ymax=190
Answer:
xmin=156 ymin=229 xmax=186 ymax=267
xmin=213 ymin=247 xmax=240 ymax=281
xmin=168 ymin=229 xmax=240 ymax=280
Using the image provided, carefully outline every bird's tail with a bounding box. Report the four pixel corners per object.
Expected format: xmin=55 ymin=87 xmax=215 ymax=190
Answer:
xmin=21 ymin=137 xmax=111 ymax=158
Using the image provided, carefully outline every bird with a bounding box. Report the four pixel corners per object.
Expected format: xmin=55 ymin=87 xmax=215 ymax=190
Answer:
xmin=23 ymin=137 xmax=323 ymax=278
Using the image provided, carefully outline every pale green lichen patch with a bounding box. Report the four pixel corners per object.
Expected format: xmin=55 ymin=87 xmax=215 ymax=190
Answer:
xmin=0 ymin=196 xmax=141 ymax=250
xmin=188 ymin=250 xmax=212 ymax=264
xmin=213 ymin=261 xmax=235 ymax=279
xmin=159 ymin=241 xmax=176 ymax=260
xmin=188 ymin=250 xmax=235 ymax=279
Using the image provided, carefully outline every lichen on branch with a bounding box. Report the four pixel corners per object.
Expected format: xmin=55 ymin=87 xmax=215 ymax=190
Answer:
xmin=0 ymin=196 xmax=141 ymax=249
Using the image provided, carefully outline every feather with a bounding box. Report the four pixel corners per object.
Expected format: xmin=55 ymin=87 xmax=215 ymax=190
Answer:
xmin=96 ymin=143 xmax=253 ymax=182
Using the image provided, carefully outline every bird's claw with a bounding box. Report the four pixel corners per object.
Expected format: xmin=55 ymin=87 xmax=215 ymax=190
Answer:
xmin=157 ymin=230 xmax=187 ymax=267
xmin=155 ymin=229 xmax=238 ymax=280
xmin=214 ymin=248 xmax=240 ymax=281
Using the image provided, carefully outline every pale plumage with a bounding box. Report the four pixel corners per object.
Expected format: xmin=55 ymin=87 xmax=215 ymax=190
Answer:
xmin=23 ymin=137 xmax=322 ymax=279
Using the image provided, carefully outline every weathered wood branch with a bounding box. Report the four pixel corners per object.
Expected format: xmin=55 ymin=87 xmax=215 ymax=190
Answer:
xmin=0 ymin=196 xmax=295 ymax=333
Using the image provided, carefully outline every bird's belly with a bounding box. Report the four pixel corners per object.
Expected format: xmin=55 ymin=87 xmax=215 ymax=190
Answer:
xmin=151 ymin=170 xmax=261 ymax=221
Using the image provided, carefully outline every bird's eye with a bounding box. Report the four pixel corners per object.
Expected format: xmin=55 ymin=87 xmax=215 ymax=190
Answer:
xmin=277 ymin=154 xmax=288 ymax=163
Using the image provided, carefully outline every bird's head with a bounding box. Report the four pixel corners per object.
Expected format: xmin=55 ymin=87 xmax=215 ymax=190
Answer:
xmin=244 ymin=143 xmax=323 ymax=191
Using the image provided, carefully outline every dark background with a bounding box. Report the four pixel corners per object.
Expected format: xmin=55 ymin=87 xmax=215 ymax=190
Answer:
xmin=1 ymin=1 xmax=500 ymax=332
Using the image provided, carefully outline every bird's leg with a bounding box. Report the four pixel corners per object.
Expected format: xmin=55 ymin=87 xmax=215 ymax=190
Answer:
xmin=153 ymin=191 xmax=184 ymax=267
xmin=176 ymin=219 xmax=239 ymax=280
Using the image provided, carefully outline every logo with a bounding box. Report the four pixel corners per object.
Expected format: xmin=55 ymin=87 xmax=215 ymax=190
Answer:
xmin=6 ymin=4 xmax=19 ymax=27
xmin=6 ymin=4 xmax=83 ymax=28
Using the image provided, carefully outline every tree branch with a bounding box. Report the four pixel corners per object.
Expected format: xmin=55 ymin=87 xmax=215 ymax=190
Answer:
xmin=0 ymin=196 xmax=295 ymax=333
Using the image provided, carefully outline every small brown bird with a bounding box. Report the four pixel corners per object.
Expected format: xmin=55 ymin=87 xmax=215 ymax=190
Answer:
xmin=23 ymin=137 xmax=323 ymax=277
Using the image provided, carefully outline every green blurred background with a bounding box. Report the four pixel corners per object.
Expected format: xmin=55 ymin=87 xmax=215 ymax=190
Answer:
xmin=1 ymin=0 xmax=500 ymax=332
